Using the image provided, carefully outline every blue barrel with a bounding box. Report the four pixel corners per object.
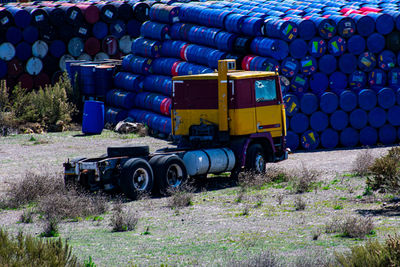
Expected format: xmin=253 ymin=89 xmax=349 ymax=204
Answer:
xmin=377 ymin=88 xmax=396 ymax=109
xmin=329 ymin=15 xmax=356 ymax=38
xmin=330 ymin=110 xmax=348 ymax=131
xmin=109 ymin=19 xmax=126 ymax=39
xmin=106 ymin=89 xmax=136 ymax=109
xmin=188 ymin=26 xmax=221 ymax=48
xmin=152 ymin=58 xmax=181 ymax=76
xmin=360 ymin=126 xmax=378 ymax=146
xmin=329 ymin=72 xmax=347 ymax=94
xmin=367 ymin=33 xmax=385 ymax=54
xmin=321 ymin=128 xmax=339 ymax=149
xmin=264 ymin=18 xmax=298 ymax=42
xmin=358 ymin=89 xmax=377 ymax=111
xmin=327 ymin=36 xmax=346 ymax=56
xmin=183 ymin=45 xmax=212 ymax=66
xmin=368 ymin=69 xmax=387 ymax=89
xmin=94 ymin=65 xmax=114 ymax=98
xmin=174 ymin=62 xmax=213 ymax=76
xmin=15 ymin=42 xmax=31 ymax=61
xmin=379 ymin=124 xmax=397 ymax=145
xmin=286 ymin=130 xmax=299 ymax=151
xmin=320 ymin=92 xmax=338 ymax=114
xmin=347 ymin=35 xmax=365 ymax=55
xmin=199 ymin=9 xmax=231 ymax=28
xmin=127 ymin=19 xmax=141 ymax=38
xmin=241 ymin=17 xmax=264 ymax=36
xmin=114 ymin=72 xmax=143 ymax=92
xmin=160 ymin=40 xmax=187 ymax=58
xmin=289 ymin=38 xmax=307 ymax=59
xmin=300 ymin=93 xmax=318 ymax=115
xmin=208 ymin=50 xmax=227 ymax=69
xmin=349 ymin=70 xmax=367 ymax=92
xmin=49 ymin=40 xmax=66 ymax=58
xmin=367 ymin=13 xmax=394 ymax=35
xmin=80 ymin=64 xmax=96 ymax=96
xmin=131 ymin=37 xmax=161 ymax=58
xmin=140 ymin=21 xmax=169 ymax=41
xmin=251 ymin=37 xmax=288 ymax=60
xmin=6 ymin=27 xmax=22 ymax=45
xmin=290 ymin=74 xmax=309 ymax=96
xmin=122 ymin=54 xmax=152 ymax=75
xmin=339 ymin=53 xmax=357 ymax=74
xmin=6 ymin=6 xmax=31 ymax=29
xmin=340 ymin=90 xmax=357 ymax=112
xmin=300 ymin=56 xmax=317 ymax=76
xmin=377 ymin=50 xmax=396 ymax=71
xmin=224 ymin=13 xmax=246 ymax=34
xmin=290 ymin=113 xmax=309 ymax=133
xmin=82 ymin=100 xmax=104 ymax=134
xmin=388 ymin=106 xmax=400 ymax=126
xmin=290 ymin=17 xmax=316 ymax=40
xmin=0 ymin=59 xmax=6 ymax=79
xmin=358 ymin=51 xmax=376 ymax=72
xmin=308 ymin=16 xmax=336 ymax=39
xmin=318 ymin=54 xmax=336 ymax=74
xmin=310 ymin=111 xmax=329 ymax=132
xmin=351 ymin=108 xmax=369 ymax=130
xmin=281 ymin=57 xmax=299 ymax=78
xmin=284 ymin=93 xmax=299 ymax=116
xmin=309 ymin=72 xmax=328 ymax=96
xmin=368 ymin=107 xmax=386 ymax=128
xmin=105 ymin=107 xmax=128 ymax=125
xmin=22 ymin=26 xmax=39 ymax=44
xmin=388 ymin=68 xmax=400 ymax=89
xmin=308 ymin=37 xmax=326 ymax=58
xmin=348 ymin=14 xmax=375 ymax=37
xmin=340 ymin=127 xmax=359 ymax=147
xmin=397 ymin=88 xmax=400 ymax=104
xmin=215 ymin=31 xmax=237 ymax=52
xmin=301 ymin=130 xmax=320 ymax=150
xmin=143 ymin=75 xmax=172 ymax=96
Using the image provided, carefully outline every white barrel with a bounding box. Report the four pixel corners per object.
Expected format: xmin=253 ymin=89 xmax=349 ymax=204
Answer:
xmin=119 ymin=35 xmax=133 ymax=54
xmin=68 ymin=37 xmax=84 ymax=57
xmin=78 ymin=53 xmax=92 ymax=61
xmin=94 ymin=52 xmax=110 ymax=61
xmin=59 ymin=54 xmax=75 ymax=71
xmin=32 ymin=40 xmax=48 ymax=59
xmin=26 ymin=57 xmax=43 ymax=75
xmin=0 ymin=42 xmax=15 ymax=61
xmin=183 ymin=148 xmax=236 ymax=176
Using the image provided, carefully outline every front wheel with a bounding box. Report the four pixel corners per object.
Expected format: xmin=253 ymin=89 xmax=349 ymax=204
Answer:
xmin=245 ymin=144 xmax=266 ymax=173
xmin=120 ymin=158 xmax=154 ymax=200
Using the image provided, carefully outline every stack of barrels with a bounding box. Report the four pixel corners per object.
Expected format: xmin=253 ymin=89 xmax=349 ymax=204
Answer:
xmin=118 ymin=1 xmax=400 ymax=149
xmin=0 ymin=0 xmax=150 ymax=91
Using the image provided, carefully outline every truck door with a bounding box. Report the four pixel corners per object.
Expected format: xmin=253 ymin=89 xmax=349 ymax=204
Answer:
xmin=254 ymin=77 xmax=283 ymax=136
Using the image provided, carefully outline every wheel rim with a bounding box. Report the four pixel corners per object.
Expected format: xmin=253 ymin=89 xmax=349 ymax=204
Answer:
xmin=132 ymin=167 xmax=149 ymax=190
xmin=255 ymin=154 xmax=266 ymax=173
xmin=166 ymin=163 xmax=183 ymax=187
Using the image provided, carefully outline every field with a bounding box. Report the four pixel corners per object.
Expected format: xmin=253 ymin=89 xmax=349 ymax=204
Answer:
xmin=0 ymin=131 xmax=399 ymax=266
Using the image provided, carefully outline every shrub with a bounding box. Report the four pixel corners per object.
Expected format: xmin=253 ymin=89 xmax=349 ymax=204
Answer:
xmin=40 ymin=217 xmax=60 ymax=237
xmin=229 ymin=251 xmax=280 ymax=267
xmin=335 ymin=234 xmax=400 ymax=267
xmin=352 ymin=149 xmax=375 ymax=176
xmin=368 ymin=147 xmax=400 ymax=193
xmin=238 ymin=167 xmax=290 ymax=190
xmin=276 ymin=193 xmax=284 ymax=205
xmin=110 ymin=201 xmax=138 ymax=232
xmin=19 ymin=208 xmax=34 ymax=223
xmin=325 ymin=216 xmax=374 ymax=239
xmin=167 ymin=183 xmax=194 ymax=209
xmin=290 ymin=163 xmax=319 ymax=193
xmin=0 ymin=229 xmax=79 ymax=266
xmin=294 ymin=196 xmax=306 ymax=211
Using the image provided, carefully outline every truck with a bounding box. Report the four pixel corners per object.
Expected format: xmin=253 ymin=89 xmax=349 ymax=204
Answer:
xmin=63 ymin=59 xmax=288 ymax=200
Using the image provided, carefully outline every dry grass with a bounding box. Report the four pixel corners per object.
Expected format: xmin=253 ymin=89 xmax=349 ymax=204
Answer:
xmin=290 ymin=163 xmax=319 ymax=194
xmin=325 ymin=216 xmax=375 ymax=239
xmin=229 ymin=251 xmax=281 ymax=267
xmin=19 ymin=208 xmax=34 ymax=224
xmin=352 ymin=149 xmax=376 ymax=176
xmin=167 ymin=182 xmax=195 ymax=209
xmin=238 ymin=167 xmax=291 ymax=190
xmin=294 ymin=196 xmax=306 ymax=211
xmin=110 ymin=201 xmax=138 ymax=232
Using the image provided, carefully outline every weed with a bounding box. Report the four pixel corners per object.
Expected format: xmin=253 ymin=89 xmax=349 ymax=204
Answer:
xmin=229 ymin=250 xmax=280 ymax=267
xmin=312 ymin=229 xmax=322 ymax=240
xmin=352 ymin=149 xmax=375 ymax=176
xmin=235 ymin=187 xmax=246 ymax=203
xmin=290 ymin=163 xmax=319 ymax=194
xmin=167 ymin=182 xmax=194 ymax=209
xmin=84 ymin=256 xmax=96 ymax=267
xmin=294 ymin=196 xmax=306 ymax=211
xmin=363 ymin=185 xmax=373 ymax=196
xmin=325 ymin=216 xmax=374 ymax=239
xmin=239 ymin=206 xmax=250 ymax=216
xmin=19 ymin=208 xmax=34 ymax=223
xmin=276 ymin=193 xmax=284 ymax=205
xmin=142 ymin=226 xmax=151 ymax=235
xmin=110 ymin=201 xmax=138 ymax=232
xmin=333 ymin=204 xmax=343 ymax=210
xmin=238 ymin=167 xmax=290 ymax=190
xmin=40 ymin=217 xmax=60 ymax=237
xmin=254 ymin=195 xmax=263 ymax=208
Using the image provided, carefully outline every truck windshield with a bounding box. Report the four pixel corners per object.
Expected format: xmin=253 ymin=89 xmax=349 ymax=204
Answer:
xmin=255 ymin=79 xmax=277 ymax=102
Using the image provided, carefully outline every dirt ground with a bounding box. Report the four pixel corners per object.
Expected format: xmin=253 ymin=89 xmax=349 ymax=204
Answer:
xmin=0 ymin=131 xmax=398 ymax=266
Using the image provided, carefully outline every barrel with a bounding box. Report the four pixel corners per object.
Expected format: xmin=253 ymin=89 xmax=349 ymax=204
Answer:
xmin=149 ymin=4 xmax=179 ymax=24
xmin=386 ymin=32 xmax=400 ymax=52
xmin=329 ymin=15 xmax=356 ymax=38
xmin=80 ymin=64 xmax=96 ymax=96
xmin=397 ymin=88 xmax=400 ymax=105
xmin=17 ymin=73 xmax=33 ymax=90
xmin=96 ymin=3 xmax=117 ymax=24
xmin=32 ymin=40 xmax=48 ymax=59
xmin=68 ymin=37 xmax=84 ymax=57
xmin=368 ymin=107 xmax=386 ymax=128
xmin=300 ymin=56 xmax=317 ymax=76
xmin=127 ymin=19 xmax=141 ymax=38
xmin=339 ymin=90 xmax=357 ymax=112
xmin=329 ymin=72 xmax=347 ymax=94
xmin=350 ymin=109 xmax=368 ymax=129
xmin=289 ymin=17 xmax=316 ymax=40
xmin=215 ymin=31 xmax=237 ymax=52
xmin=7 ymin=58 xmax=23 ymax=78
xmin=77 ymin=4 xmax=99 ymax=24
xmin=22 ymin=26 xmax=39 ymax=44
xmin=0 ymin=42 xmax=15 ymax=61
xmin=241 ymin=17 xmax=264 ymax=36
xmin=286 ymin=130 xmax=299 ymax=151
xmin=330 ymin=110 xmax=348 ymax=131
xmin=281 ymin=57 xmax=299 ymax=78
xmin=25 ymin=6 xmax=49 ymax=29
xmin=289 ymin=38 xmax=307 ymax=59
xmin=349 ymin=70 xmax=367 ymax=91
xmin=94 ymin=52 xmax=109 ymax=61
xmin=111 ymin=2 xmax=133 ymax=21
xmin=101 ymin=36 xmax=118 ymax=56
xmin=131 ymin=37 xmax=161 ymax=58
xmin=161 ymin=40 xmax=187 ymax=58
xmin=348 ymin=13 xmax=375 ymax=37
xmin=224 ymin=13 xmax=246 ymax=34
xmin=379 ymin=124 xmax=397 ymax=145
xmin=308 ymin=37 xmax=326 ymax=58
xmin=93 ymin=21 xmax=108 ymax=40
xmin=264 ymin=18 xmax=298 ymax=42
xmin=60 ymin=4 xmax=83 ymax=26
xmin=114 ymin=72 xmax=143 ymax=92
xmin=106 ymin=89 xmax=136 ymax=109
xmin=132 ymin=2 xmax=150 ymax=22
xmin=368 ymin=68 xmax=387 ymax=89
xmin=15 ymin=42 xmax=31 ymax=61
xmin=367 ymin=12 xmax=394 ymax=35
xmin=49 ymin=40 xmax=66 ymax=58
xmin=122 ymin=54 xmax=152 ymax=75
xmin=327 ymin=36 xmax=346 ymax=57
xmin=321 ymin=128 xmax=339 ymax=149
xmin=109 ymin=20 xmax=126 ymax=39
xmin=377 ymin=88 xmax=396 ymax=109
xmin=318 ymin=54 xmax=336 ymax=74
xmin=94 ymin=65 xmax=114 ymax=98
xmin=290 ymin=112 xmax=309 ymax=134
xmin=188 ymin=26 xmax=220 ymax=48
xmin=360 ymin=126 xmax=378 ymax=146
xmin=358 ymin=51 xmax=376 ymax=72
xmin=377 ymin=50 xmax=396 ymax=71
xmin=301 ymin=130 xmax=320 ymax=150
xmin=26 ymin=57 xmax=42 ymax=75
xmin=290 ymin=74 xmax=309 ymax=96
xmin=340 ymin=127 xmax=359 ymax=147
xmin=358 ymin=89 xmax=377 ymax=111
xmin=347 ymin=35 xmax=365 ymax=55
xmin=153 ymin=58 xmax=181 ymax=76
xmin=6 ymin=6 xmax=30 ymax=29
xmin=320 ymin=92 xmax=338 ymax=114
xmin=308 ymin=16 xmax=336 ymax=39
xmin=105 ymin=106 xmax=128 ymax=125
xmin=143 ymin=75 xmax=172 ymax=96
xmin=199 ymin=9 xmax=231 ymax=28
xmin=74 ymin=22 xmax=91 ymax=39
xmin=140 ymin=21 xmax=169 ymax=41
xmin=42 ymin=6 xmax=66 ymax=28
xmin=59 ymin=54 xmax=75 ymax=71
xmin=388 ymin=105 xmax=400 ymax=126
xmin=6 ymin=27 xmax=21 ymax=45
xmin=366 ymin=33 xmax=385 ymax=54
xmin=82 ymin=100 xmax=104 ymax=135
xmin=310 ymin=111 xmax=329 ymax=131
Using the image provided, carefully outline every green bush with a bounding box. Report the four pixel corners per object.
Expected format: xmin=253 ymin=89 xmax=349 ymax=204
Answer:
xmin=367 ymin=147 xmax=400 ymax=193
xmin=0 ymin=229 xmax=79 ymax=266
xmin=335 ymin=235 xmax=400 ymax=267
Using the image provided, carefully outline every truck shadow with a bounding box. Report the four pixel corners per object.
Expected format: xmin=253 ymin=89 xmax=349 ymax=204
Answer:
xmin=191 ymin=176 xmax=238 ymax=193
xmin=356 ymin=202 xmax=400 ymax=217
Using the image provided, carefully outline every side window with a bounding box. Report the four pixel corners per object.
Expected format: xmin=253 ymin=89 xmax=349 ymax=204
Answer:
xmin=255 ymin=79 xmax=277 ymax=102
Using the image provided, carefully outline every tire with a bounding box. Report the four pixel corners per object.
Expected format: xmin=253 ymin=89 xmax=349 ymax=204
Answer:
xmin=245 ymin=144 xmax=266 ymax=173
xmin=120 ymin=158 xmax=154 ymax=200
xmin=151 ymin=155 xmax=188 ymax=195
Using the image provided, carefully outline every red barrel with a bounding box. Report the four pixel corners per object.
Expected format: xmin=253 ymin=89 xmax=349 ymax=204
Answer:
xmin=77 ymin=4 xmax=99 ymax=24
xmin=33 ymin=72 xmax=50 ymax=89
xmin=84 ymin=37 xmax=100 ymax=56
xmin=102 ymin=36 xmax=118 ymax=56
xmin=7 ymin=58 xmax=23 ymax=77
xmin=17 ymin=73 xmax=33 ymax=90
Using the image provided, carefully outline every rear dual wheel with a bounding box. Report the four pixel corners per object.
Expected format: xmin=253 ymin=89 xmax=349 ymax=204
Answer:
xmin=121 ymin=158 xmax=154 ymax=200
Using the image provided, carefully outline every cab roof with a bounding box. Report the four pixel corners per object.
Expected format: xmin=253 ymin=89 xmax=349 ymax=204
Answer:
xmin=172 ymin=70 xmax=278 ymax=81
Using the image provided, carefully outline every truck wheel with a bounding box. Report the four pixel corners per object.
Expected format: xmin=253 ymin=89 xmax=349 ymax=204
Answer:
xmin=152 ymin=155 xmax=188 ymax=195
xmin=246 ymin=144 xmax=266 ymax=173
xmin=120 ymin=158 xmax=154 ymax=200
